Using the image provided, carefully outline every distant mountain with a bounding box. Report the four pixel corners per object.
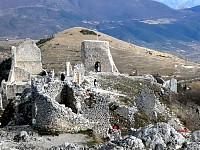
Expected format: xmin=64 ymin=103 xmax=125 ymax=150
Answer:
xmin=0 ymin=0 xmax=200 ymax=62
xmin=0 ymin=0 xmax=42 ymax=10
xmin=155 ymin=0 xmax=200 ymax=9
xmin=185 ymin=5 xmax=200 ymax=12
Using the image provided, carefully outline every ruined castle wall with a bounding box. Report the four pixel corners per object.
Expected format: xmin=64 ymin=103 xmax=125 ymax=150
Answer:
xmin=81 ymin=40 xmax=118 ymax=73
xmin=31 ymin=79 xmax=89 ymax=133
xmin=83 ymin=101 xmax=110 ymax=137
xmin=81 ymin=92 xmax=110 ymax=137
xmin=135 ymin=87 xmax=156 ymax=120
xmin=14 ymin=67 xmax=30 ymax=82
xmin=29 ymin=77 xmax=111 ymax=136
xmin=6 ymin=83 xmax=30 ymax=100
xmin=15 ymin=39 xmax=42 ymax=75
xmin=16 ymin=62 xmax=42 ymax=75
xmin=7 ymin=46 xmax=17 ymax=83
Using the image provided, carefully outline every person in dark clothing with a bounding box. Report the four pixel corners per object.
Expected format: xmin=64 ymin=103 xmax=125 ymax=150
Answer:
xmin=94 ymin=79 xmax=97 ymax=87
xmin=61 ymin=73 xmax=65 ymax=81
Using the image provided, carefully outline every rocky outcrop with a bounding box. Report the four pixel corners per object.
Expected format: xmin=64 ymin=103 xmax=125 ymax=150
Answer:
xmin=183 ymin=142 xmax=200 ymax=150
xmin=99 ymin=136 xmax=145 ymax=150
xmin=129 ymin=122 xmax=185 ymax=149
xmin=115 ymin=105 xmax=137 ymax=123
xmin=136 ymin=86 xmax=156 ymax=113
xmin=191 ymin=130 xmax=200 ymax=142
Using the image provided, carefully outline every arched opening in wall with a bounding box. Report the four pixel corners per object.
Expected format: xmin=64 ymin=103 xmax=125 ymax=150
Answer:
xmin=95 ymin=61 xmax=101 ymax=72
xmin=57 ymin=85 xmax=76 ymax=113
xmin=39 ymin=70 xmax=47 ymax=76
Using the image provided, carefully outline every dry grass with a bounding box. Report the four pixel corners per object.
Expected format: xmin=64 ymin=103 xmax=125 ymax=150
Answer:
xmin=37 ymin=27 xmax=200 ymax=78
xmin=0 ymin=27 xmax=200 ymax=79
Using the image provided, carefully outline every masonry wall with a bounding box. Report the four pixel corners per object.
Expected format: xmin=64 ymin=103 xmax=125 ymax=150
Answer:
xmin=82 ymin=98 xmax=110 ymax=137
xmin=14 ymin=67 xmax=30 ymax=82
xmin=30 ymin=77 xmax=111 ymax=137
xmin=81 ymin=40 xmax=118 ymax=73
xmin=6 ymin=83 xmax=30 ymax=100
xmin=15 ymin=39 xmax=42 ymax=75
xmin=31 ymin=78 xmax=89 ymax=133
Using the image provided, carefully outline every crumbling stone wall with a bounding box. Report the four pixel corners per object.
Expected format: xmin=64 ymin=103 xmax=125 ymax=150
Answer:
xmin=8 ymin=39 xmax=42 ymax=83
xmin=14 ymin=39 xmax=42 ymax=75
xmin=59 ymin=84 xmax=77 ymax=113
xmin=13 ymin=67 xmax=30 ymax=82
xmin=82 ymin=94 xmax=110 ymax=137
xmin=1 ymin=39 xmax=43 ymax=107
xmin=81 ymin=40 xmax=118 ymax=73
xmin=31 ymin=78 xmax=89 ymax=133
xmin=6 ymin=83 xmax=30 ymax=100
xmin=64 ymin=81 xmax=111 ymax=137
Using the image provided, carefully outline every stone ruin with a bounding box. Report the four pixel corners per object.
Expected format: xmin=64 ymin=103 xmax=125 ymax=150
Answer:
xmin=0 ymin=38 xmax=180 ymax=140
xmin=81 ymin=40 xmax=118 ymax=73
xmin=65 ymin=62 xmax=73 ymax=77
xmin=1 ymin=39 xmax=43 ymax=109
xmin=0 ymin=39 xmax=117 ymax=137
xmin=12 ymin=75 xmax=110 ymax=137
xmin=73 ymin=64 xmax=85 ymax=85
xmin=163 ymin=78 xmax=177 ymax=93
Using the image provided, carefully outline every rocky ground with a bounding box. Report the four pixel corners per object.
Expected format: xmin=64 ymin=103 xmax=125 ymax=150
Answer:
xmin=0 ymin=125 xmax=93 ymax=149
xmin=1 ymin=123 xmax=200 ymax=149
xmin=1 ymin=71 xmax=200 ymax=149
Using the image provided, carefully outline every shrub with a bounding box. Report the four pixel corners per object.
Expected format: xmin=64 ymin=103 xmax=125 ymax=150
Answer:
xmin=80 ymin=29 xmax=97 ymax=35
xmin=36 ymin=35 xmax=54 ymax=46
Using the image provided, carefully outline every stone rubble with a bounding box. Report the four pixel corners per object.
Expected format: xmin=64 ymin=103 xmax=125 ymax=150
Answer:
xmin=0 ymin=39 xmax=199 ymax=149
xmin=129 ymin=122 xmax=185 ymax=149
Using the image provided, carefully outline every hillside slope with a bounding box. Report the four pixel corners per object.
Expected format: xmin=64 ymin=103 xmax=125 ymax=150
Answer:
xmin=38 ymin=27 xmax=200 ymax=78
xmin=0 ymin=0 xmax=200 ymax=62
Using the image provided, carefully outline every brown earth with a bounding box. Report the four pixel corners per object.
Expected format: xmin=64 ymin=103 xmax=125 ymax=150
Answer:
xmin=0 ymin=27 xmax=200 ymax=79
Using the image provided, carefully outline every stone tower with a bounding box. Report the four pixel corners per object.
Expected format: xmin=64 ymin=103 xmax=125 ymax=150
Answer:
xmin=1 ymin=39 xmax=43 ymax=104
xmin=81 ymin=40 xmax=118 ymax=73
xmin=8 ymin=38 xmax=43 ymax=83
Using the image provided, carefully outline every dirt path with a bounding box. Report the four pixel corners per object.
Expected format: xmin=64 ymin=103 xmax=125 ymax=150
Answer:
xmin=0 ymin=126 xmax=92 ymax=149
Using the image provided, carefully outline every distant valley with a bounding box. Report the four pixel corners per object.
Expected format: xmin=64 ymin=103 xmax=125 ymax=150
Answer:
xmin=0 ymin=0 xmax=200 ymax=62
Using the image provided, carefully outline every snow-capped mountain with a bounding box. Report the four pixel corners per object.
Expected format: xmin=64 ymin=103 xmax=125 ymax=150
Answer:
xmin=155 ymin=0 xmax=200 ymax=9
